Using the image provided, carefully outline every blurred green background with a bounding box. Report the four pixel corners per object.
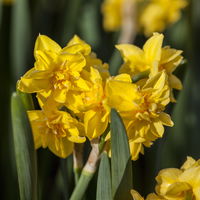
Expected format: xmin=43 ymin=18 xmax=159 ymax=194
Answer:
xmin=0 ymin=0 xmax=200 ymax=199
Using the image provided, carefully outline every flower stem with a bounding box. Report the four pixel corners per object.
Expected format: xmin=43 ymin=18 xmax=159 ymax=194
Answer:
xmin=70 ymin=139 xmax=100 ymax=200
xmin=73 ymin=143 xmax=84 ymax=184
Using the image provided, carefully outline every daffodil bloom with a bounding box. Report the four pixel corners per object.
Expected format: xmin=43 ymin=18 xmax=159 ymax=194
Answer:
xmin=139 ymin=0 xmax=187 ymax=36
xmin=117 ymin=33 xmax=183 ymax=101
xmin=107 ymin=71 xmax=173 ymax=160
xmin=101 ymin=0 xmax=186 ymax=35
xmin=65 ymin=67 xmax=110 ymax=140
xmin=28 ymin=98 xmax=85 ymax=158
xmin=155 ymin=156 xmax=200 ymax=200
xmin=18 ymin=35 xmax=91 ymax=104
xmin=101 ymin=0 xmax=124 ymax=32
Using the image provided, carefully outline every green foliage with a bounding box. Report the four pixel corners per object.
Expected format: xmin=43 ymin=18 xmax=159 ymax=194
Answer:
xmin=111 ymin=109 xmax=133 ymax=200
xmin=96 ymin=153 xmax=112 ymax=200
xmin=11 ymin=92 xmax=37 ymax=200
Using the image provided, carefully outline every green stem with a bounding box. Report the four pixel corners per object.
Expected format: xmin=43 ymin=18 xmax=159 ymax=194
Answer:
xmin=70 ymin=171 xmax=94 ymax=200
xmin=73 ymin=168 xmax=82 ymax=185
xmin=70 ymin=139 xmax=99 ymax=200
xmin=73 ymin=143 xmax=84 ymax=185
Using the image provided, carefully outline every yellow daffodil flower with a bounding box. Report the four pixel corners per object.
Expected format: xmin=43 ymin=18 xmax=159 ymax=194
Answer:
xmin=117 ymin=33 xmax=183 ymax=101
xmin=101 ymin=0 xmax=124 ymax=32
xmin=155 ymin=156 xmax=200 ymax=200
xmin=101 ymin=0 xmax=187 ymax=36
xmin=131 ymin=157 xmax=200 ymax=200
xmin=66 ymin=67 xmax=110 ymax=140
xmin=107 ymin=71 xmax=173 ymax=160
xmin=140 ymin=0 xmax=187 ymax=36
xmin=28 ymin=98 xmax=86 ymax=158
xmin=18 ymin=35 xmax=90 ymax=104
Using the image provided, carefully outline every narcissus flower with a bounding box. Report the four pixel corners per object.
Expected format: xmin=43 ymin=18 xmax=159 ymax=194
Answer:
xmin=18 ymin=35 xmax=91 ymax=104
xmin=107 ymin=71 xmax=173 ymax=160
xmin=28 ymin=99 xmax=85 ymax=158
xmin=66 ymin=67 xmax=110 ymax=140
xmin=101 ymin=0 xmax=187 ymax=36
xmin=131 ymin=157 xmax=200 ymax=200
xmin=101 ymin=0 xmax=124 ymax=32
xmin=155 ymin=156 xmax=200 ymax=200
xmin=117 ymin=33 xmax=183 ymax=101
xmin=140 ymin=0 xmax=187 ymax=36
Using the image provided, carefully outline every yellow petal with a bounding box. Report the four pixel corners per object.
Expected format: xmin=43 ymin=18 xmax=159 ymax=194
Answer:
xmin=155 ymin=168 xmax=182 ymax=195
xmin=143 ymin=33 xmax=163 ymax=64
xmin=165 ymin=182 xmax=191 ymax=196
xmin=116 ymin=44 xmax=143 ymax=62
xmin=48 ymin=135 xmax=74 ymax=158
xmin=131 ymin=190 xmax=144 ymax=200
xmin=34 ymin=35 xmax=61 ymax=56
xmin=159 ymin=112 xmax=174 ymax=127
xmin=169 ymin=74 xmax=183 ymax=90
xmin=161 ymin=47 xmax=183 ymax=65
xmin=84 ymin=109 xmax=108 ymax=140
xmin=113 ymin=73 xmax=132 ymax=82
xmin=27 ymin=110 xmax=47 ymax=149
xmin=17 ymin=77 xmax=51 ymax=93
xmin=63 ymin=42 xmax=91 ymax=56
xmin=181 ymin=156 xmax=197 ymax=170
xmin=34 ymin=50 xmax=58 ymax=71
xmin=52 ymin=88 xmax=68 ymax=103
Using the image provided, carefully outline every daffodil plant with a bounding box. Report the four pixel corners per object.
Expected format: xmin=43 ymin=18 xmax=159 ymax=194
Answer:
xmin=12 ymin=32 xmax=196 ymax=200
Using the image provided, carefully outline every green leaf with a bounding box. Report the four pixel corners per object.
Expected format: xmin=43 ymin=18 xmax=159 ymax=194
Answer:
xmin=11 ymin=0 xmax=31 ymax=82
xmin=96 ymin=153 xmax=112 ymax=200
xmin=109 ymin=50 xmax=122 ymax=76
xmin=17 ymin=90 xmax=34 ymax=111
xmin=11 ymin=92 xmax=37 ymax=200
xmin=111 ymin=109 xmax=133 ymax=200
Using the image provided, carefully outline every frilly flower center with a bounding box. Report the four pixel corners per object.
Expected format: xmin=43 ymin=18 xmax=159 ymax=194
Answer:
xmin=46 ymin=120 xmax=67 ymax=137
xmin=52 ymin=69 xmax=71 ymax=90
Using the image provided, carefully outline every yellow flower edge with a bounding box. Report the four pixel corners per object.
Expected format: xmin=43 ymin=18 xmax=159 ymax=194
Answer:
xmin=131 ymin=156 xmax=200 ymax=200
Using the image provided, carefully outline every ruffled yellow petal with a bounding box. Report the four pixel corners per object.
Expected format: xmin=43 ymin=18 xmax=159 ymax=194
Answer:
xmin=155 ymin=168 xmax=182 ymax=195
xmin=17 ymin=77 xmax=51 ymax=93
xmin=169 ymin=74 xmax=183 ymax=90
xmin=143 ymin=33 xmax=163 ymax=65
xmin=84 ymin=109 xmax=108 ymax=140
xmin=106 ymin=79 xmax=140 ymax=112
xmin=52 ymin=88 xmax=68 ymax=103
xmin=34 ymin=35 xmax=61 ymax=56
xmin=116 ymin=44 xmax=144 ymax=62
xmin=159 ymin=112 xmax=174 ymax=127
xmin=27 ymin=110 xmax=47 ymax=149
xmin=181 ymin=156 xmax=197 ymax=170
xmin=64 ymin=35 xmax=91 ymax=55
xmin=48 ymin=135 xmax=74 ymax=158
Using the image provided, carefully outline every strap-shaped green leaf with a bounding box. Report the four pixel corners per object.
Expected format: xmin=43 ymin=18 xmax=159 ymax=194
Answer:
xmin=11 ymin=0 xmax=31 ymax=82
xmin=111 ymin=109 xmax=133 ymax=200
xmin=11 ymin=92 xmax=37 ymax=200
xmin=97 ymin=153 xmax=112 ymax=200
xmin=17 ymin=90 xmax=34 ymax=111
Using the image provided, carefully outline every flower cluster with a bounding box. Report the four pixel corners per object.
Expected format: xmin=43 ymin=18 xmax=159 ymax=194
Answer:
xmin=18 ymin=33 xmax=183 ymax=160
xmin=131 ymin=156 xmax=200 ymax=200
xmin=102 ymin=0 xmax=187 ymax=36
